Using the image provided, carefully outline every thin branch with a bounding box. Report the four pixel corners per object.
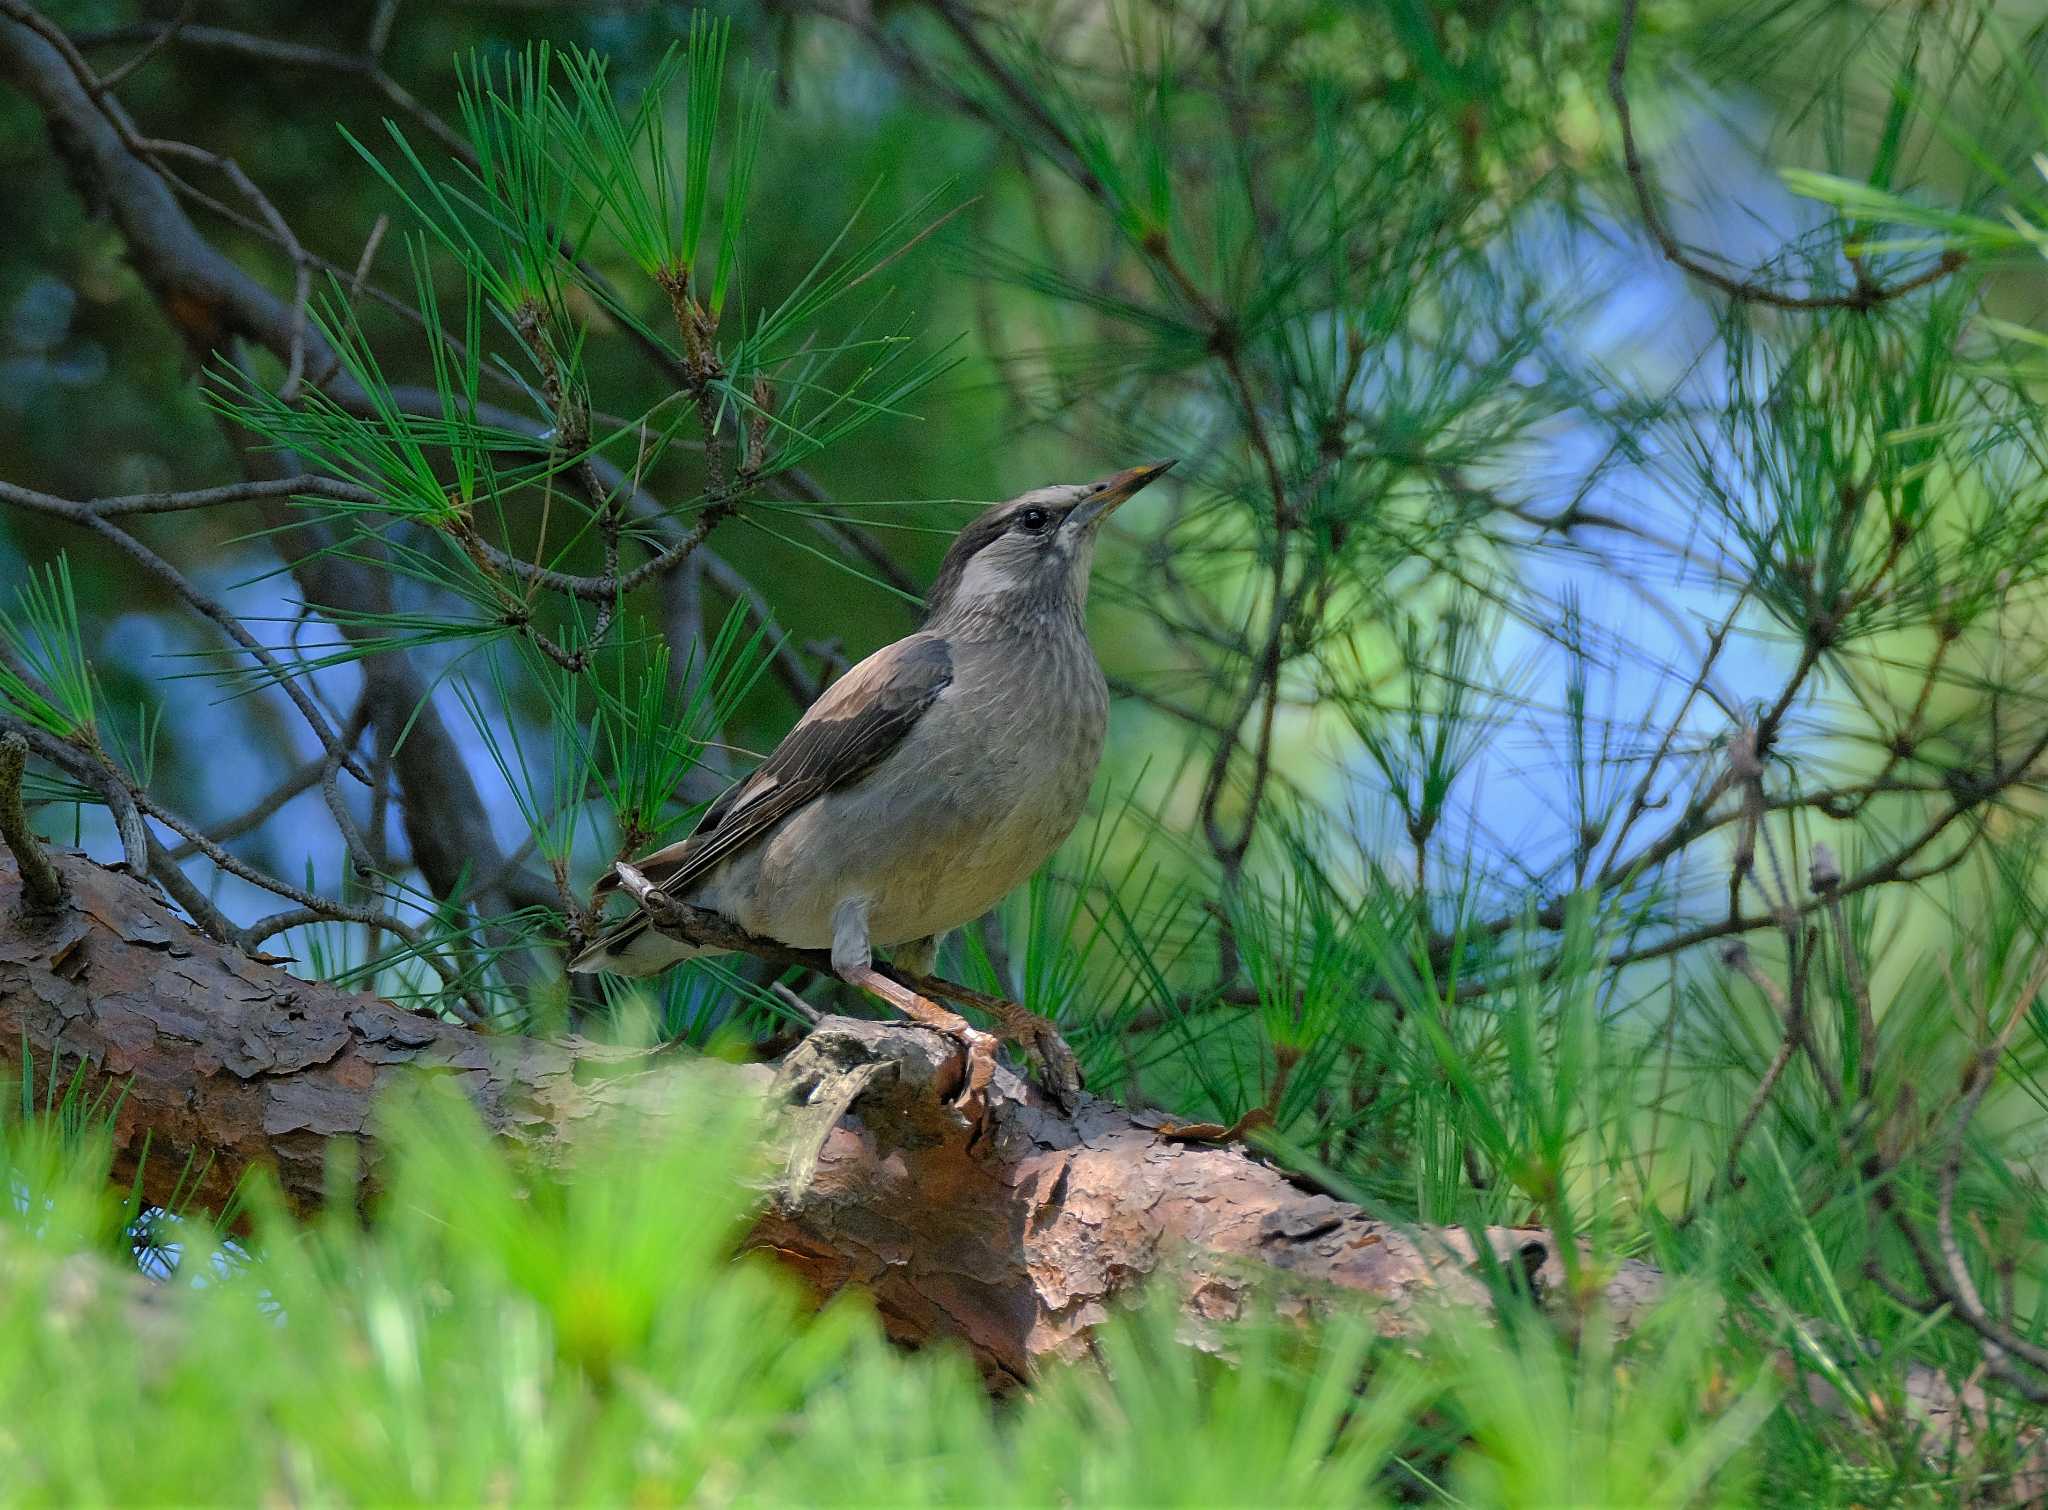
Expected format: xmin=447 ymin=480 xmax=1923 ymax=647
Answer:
xmin=0 ymin=732 xmax=65 ymax=910
xmin=0 ymin=473 xmax=378 ymax=520
xmin=1608 ymin=0 xmax=1965 ymax=311
xmin=72 ymin=17 xmax=472 ymax=161
xmin=616 ymin=874 xmax=1080 ymax=1100
xmin=145 ymin=828 xmax=236 ymax=943
xmin=169 ymin=698 xmax=371 ymax=862
xmin=89 ymin=0 xmax=195 ymax=94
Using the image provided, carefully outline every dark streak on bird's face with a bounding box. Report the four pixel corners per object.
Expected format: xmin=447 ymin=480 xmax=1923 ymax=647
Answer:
xmin=924 ymin=461 xmax=1177 ymax=628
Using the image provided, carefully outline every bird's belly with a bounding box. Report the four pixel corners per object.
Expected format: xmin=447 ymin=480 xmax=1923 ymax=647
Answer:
xmin=710 ymin=672 xmax=1104 ymax=950
xmin=862 ymin=790 xmax=1077 ymax=944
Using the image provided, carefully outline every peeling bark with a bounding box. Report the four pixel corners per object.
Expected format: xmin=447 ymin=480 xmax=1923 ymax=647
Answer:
xmin=754 ymin=1016 xmax=1644 ymax=1383
xmin=0 ymin=854 xmax=2029 ymax=1482
xmin=0 ymin=854 xmax=1599 ymax=1343
xmin=0 ymin=854 xmax=671 ymax=1211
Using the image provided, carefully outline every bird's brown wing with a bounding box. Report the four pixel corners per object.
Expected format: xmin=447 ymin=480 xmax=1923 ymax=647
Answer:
xmin=592 ymin=633 xmax=955 ymax=903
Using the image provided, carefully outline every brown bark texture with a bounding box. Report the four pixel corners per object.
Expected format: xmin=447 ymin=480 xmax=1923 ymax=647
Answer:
xmin=0 ymin=851 xmax=1614 ymax=1350
xmin=0 ymin=851 xmax=2023 ymax=1480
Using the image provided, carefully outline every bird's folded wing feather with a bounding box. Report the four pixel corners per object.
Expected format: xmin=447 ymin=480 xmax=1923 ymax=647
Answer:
xmin=593 ymin=633 xmax=955 ymax=903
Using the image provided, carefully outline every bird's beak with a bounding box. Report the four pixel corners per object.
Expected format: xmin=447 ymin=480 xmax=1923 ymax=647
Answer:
xmin=1068 ymin=458 xmax=1178 ymax=530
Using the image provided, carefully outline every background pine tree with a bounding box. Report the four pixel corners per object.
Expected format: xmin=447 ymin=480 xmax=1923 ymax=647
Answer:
xmin=4 ymin=0 xmax=2048 ymax=1499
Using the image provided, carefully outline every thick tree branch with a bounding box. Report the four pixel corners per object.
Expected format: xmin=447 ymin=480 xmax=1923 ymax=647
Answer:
xmin=0 ymin=851 xmax=1594 ymax=1349
xmin=0 ymin=847 xmax=2027 ymax=1472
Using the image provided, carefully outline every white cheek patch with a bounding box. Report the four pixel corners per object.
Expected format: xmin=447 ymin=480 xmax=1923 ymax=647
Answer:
xmin=949 ymin=546 xmax=1033 ymax=606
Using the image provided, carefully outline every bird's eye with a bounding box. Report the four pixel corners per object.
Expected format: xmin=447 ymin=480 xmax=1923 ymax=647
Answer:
xmin=1016 ymin=506 xmax=1053 ymax=534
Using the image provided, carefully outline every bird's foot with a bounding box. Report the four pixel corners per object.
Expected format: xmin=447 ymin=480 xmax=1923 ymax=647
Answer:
xmin=840 ymin=964 xmax=997 ymax=1135
xmin=839 ymin=967 xmax=999 ymax=1130
xmin=984 ymin=1000 xmax=1083 ymax=1113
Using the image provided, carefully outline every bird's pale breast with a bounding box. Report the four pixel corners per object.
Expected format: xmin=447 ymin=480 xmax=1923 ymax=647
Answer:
xmin=698 ymin=628 xmax=1108 ymax=951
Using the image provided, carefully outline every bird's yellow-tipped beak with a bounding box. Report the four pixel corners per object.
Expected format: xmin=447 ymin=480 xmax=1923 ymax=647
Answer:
xmin=1069 ymin=458 xmax=1178 ymax=529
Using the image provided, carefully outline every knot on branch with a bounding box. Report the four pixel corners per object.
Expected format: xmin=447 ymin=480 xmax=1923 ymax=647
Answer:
xmin=772 ymin=1015 xmax=1007 ymax=1172
xmin=1726 ymin=726 xmax=1763 ymax=782
xmin=1808 ymin=842 xmax=1841 ymax=895
xmin=1944 ymin=767 xmax=1993 ymax=808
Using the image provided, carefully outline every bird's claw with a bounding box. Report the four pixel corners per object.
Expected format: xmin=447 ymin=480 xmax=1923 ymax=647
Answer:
xmin=1026 ymin=1022 xmax=1083 ymax=1113
xmin=838 ymin=965 xmax=1000 ymax=1140
xmin=950 ymin=1024 xmax=999 ymax=1138
xmin=987 ymin=1002 xmax=1083 ymax=1113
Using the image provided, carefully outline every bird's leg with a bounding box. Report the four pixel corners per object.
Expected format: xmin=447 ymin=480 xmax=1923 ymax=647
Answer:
xmin=889 ymin=934 xmax=1081 ymax=1111
xmin=834 ymin=903 xmax=996 ymax=1125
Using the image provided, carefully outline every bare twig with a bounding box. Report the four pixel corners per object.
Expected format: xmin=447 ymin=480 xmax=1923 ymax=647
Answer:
xmin=144 ymin=829 xmax=236 ymax=944
xmin=90 ymin=0 xmax=195 ymax=93
xmin=1608 ymin=0 xmax=1965 ymax=311
xmin=0 ymin=473 xmax=379 ymax=520
xmin=166 ymin=753 xmax=334 ymax=861
xmin=72 ymin=16 xmax=472 ymax=161
xmin=0 ymin=732 xmax=65 ymax=911
xmin=349 ymin=213 xmax=390 ymax=304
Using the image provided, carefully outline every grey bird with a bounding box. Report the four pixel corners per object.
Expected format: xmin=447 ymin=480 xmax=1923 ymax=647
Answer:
xmin=568 ymin=460 xmax=1175 ymax=1097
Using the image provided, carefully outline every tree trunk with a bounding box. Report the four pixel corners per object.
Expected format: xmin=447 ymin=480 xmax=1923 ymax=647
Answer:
xmin=0 ymin=851 xmax=1614 ymax=1349
xmin=0 ymin=852 xmax=2020 ymax=1477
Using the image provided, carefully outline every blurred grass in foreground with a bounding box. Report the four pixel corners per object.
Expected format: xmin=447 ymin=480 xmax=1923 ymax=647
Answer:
xmin=14 ymin=1057 xmax=1966 ymax=1510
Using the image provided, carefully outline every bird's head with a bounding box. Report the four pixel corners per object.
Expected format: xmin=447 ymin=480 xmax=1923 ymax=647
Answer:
xmin=923 ymin=460 xmax=1177 ymax=630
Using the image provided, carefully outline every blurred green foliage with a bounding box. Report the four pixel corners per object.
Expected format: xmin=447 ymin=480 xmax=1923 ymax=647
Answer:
xmin=7 ymin=0 xmax=2048 ymax=1499
xmin=0 ymin=1067 xmax=1796 ymax=1507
